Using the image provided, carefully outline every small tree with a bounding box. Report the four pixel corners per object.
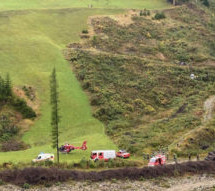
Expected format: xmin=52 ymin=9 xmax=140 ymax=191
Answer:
xmin=4 ymin=73 xmax=12 ymax=97
xmin=50 ymin=68 xmax=60 ymax=164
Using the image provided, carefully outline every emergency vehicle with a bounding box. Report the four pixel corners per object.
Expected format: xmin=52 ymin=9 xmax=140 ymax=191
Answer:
xmin=116 ymin=150 xmax=130 ymax=159
xmin=148 ymin=154 xmax=166 ymax=167
xmin=32 ymin=153 xmax=54 ymax=162
xmin=91 ymin=150 xmax=116 ymax=161
xmin=59 ymin=141 xmax=87 ymax=153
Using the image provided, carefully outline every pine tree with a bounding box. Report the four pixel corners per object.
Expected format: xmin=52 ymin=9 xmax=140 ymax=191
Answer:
xmin=4 ymin=73 xmax=12 ymax=97
xmin=0 ymin=76 xmax=4 ymax=101
xmin=50 ymin=68 xmax=60 ymax=164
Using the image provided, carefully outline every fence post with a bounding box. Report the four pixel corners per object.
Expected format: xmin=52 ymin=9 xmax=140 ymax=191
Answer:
xmin=197 ymin=154 xmax=199 ymax=161
xmin=188 ymin=153 xmax=191 ymax=161
xmin=173 ymin=153 xmax=177 ymax=164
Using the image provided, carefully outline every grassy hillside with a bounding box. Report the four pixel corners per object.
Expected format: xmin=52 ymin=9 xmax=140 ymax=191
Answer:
xmin=0 ymin=0 xmax=170 ymax=10
xmin=0 ymin=8 xmax=126 ymax=163
xmin=0 ymin=0 xmax=171 ymax=164
xmin=68 ymin=2 xmax=215 ymax=156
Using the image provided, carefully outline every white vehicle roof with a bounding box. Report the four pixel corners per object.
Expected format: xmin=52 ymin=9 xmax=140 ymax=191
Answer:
xmin=38 ymin=153 xmax=54 ymax=156
xmin=119 ymin=150 xmax=127 ymax=152
xmin=91 ymin=150 xmax=116 ymax=153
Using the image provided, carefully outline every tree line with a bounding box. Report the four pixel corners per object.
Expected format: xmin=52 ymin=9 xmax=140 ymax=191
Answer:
xmin=0 ymin=74 xmax=36 ymax=119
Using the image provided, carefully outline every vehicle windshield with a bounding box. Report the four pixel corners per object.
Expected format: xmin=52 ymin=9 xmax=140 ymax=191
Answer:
xmin=150 ymin=158 xmax=156 ymax=163
xmin=37 ymin=156 xmax=42 ymax=159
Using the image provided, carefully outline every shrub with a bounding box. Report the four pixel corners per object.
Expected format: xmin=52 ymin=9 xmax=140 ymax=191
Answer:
xmin=0 ymin=179 xmax=4 ymax=185
xmin=80 ymin=158 xmax=88 ymax=169
xmin=154 ymin=12 xmax=166 ymax=20
xmin=12 ymin=98 xmax=36 ymax=118
xmin=201 ymin=0 xmax=210 ymax=7
xmin=1 ymin=140 xmax=28 ymax=152
xmin=82 ymin=29 xmax=89 ymax=34
xmin=23 ymin=183 xmax=30 ymax=189
xmin=89 ymin=160 xmax=95 ymax=168
xmin=107 ymin=159 xmax=115 ymax=168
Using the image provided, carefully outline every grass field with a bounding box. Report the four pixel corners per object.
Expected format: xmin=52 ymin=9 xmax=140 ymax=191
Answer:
xmin=0 ymin=0 xmax=170 ymax=10
xmin=0 ymin=1 xmax=170 ymax=164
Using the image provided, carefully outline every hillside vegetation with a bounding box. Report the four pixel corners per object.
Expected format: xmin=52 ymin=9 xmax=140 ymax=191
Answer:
xmin=68 ymin=2 xmax=215 ymax=156
xmin=0 ymin=75 xmax=36 ymax=152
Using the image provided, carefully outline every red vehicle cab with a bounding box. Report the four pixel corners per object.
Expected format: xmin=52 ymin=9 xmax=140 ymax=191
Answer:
xmin=148 ymin=154 xmax=166 ymax=167
xmin=116 ymin=150 xmax=130 ymax=159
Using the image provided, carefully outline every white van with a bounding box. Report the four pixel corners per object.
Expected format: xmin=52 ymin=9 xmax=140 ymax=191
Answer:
xmin=90 ymin=150 xmax=116 ymax=161
xmin=32 ymin=153 xmax=54 ymax=162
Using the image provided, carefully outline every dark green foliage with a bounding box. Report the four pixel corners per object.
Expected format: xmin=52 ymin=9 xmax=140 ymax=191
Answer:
xmin=153 ymin=12 xmax=166 ymax=20
xmin=82 ymin=29 xmax=89 ymax=34
xmin=0 ymin=115 xmax=18 ymax=142
xmin=50 ymin=68 xmax=60 ymax=164
xmin=22 ymin=183 xmax=30 ymax=189
xmin=0 ymin=114 xmax=28 ymax=152
xmin=201 ymin=0 xmax=210 ymax=7
xmin=0 ymin=74 xmax=36 ymax=119
xmin=0 ymin=74 xmax=12 ymax=102
xmin=12 ymin=98 xmax=36 ymax=118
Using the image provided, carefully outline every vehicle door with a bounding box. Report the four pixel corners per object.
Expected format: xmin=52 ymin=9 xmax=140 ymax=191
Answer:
xmin=98 ymin=152 xmax=104 ymax=160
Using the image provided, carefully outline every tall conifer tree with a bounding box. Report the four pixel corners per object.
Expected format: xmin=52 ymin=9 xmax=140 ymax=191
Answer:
xmin=50 ymin=68 xmax=60 ymax=164
xmin=5 ymin=73 xmax=12 ymax=97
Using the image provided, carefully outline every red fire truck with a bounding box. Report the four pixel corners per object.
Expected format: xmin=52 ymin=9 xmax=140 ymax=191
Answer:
xmin=148 ymin=154 xmax=166 ymax=167
xmin=91 ymin=150 xmax=116 ymax=161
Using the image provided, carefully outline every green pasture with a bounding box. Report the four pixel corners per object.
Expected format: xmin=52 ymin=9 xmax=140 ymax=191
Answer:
xmin=0 ymin=0 xmax=170 ymax=10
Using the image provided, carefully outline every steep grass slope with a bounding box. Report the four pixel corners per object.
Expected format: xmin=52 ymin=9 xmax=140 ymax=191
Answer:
xmin=0 ymin=8 xmax=125 ymax=163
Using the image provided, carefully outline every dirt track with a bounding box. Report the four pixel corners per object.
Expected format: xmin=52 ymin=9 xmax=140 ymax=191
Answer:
xmin=204 ymin=96 xmax=215 ymax=122
xmin=169 ymin=95 xmax=215 ymax=149
xmin=0 ymin=174 xmax=215 ymax=191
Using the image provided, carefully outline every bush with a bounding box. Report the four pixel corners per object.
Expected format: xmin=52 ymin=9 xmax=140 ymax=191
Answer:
xmin=82 ymin=29 xmax=89 ymax=34
xmin=1 ymin=140 xmax=28 ymax=152
xmin=80 ymin=158 xmax=88 ymax=169
xmin=154 ymin=12 xmax=166 ymax=20
xmin=23 ymin=183 xmax=30 ymax=189
xmin=107 ymin=159 xmax=115 ymax=168
xmin=0 ymin=179 xmax=4 ymax=185
xmin=140 ymin=9 xmax=150 ymax=16
xmin=12 ymin=98 xmax=36 ymax=118
xmin=201 ymin=0 xmax=210 ymax=7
